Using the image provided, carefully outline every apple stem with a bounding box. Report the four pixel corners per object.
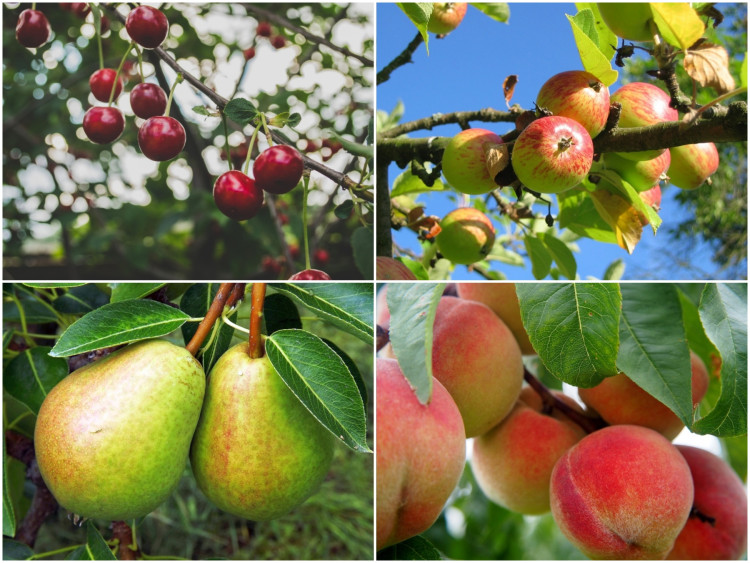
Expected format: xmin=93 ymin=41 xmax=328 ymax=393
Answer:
xmin=185 ymin=283 xmax=236 ymax=357
xmin=248 ymin=283 xmax=267 ymax=359
xmin=302 ymin=174 xmax=311 ymax=270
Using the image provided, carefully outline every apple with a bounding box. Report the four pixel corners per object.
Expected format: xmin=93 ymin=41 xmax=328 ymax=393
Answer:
xmin=435 ymin=207 xmax=495 ymax=265
xmin=511 ymin=116 xmax=594 ymax=194
xmin=604 ymin=150 xmax=671 ymax=192
xmin=442 ymin=128 xmax=504 ymax=195
xmin=536 ymin=70 xmax=611 ymax=138
xmin=638 ymin=184 xmax=662 ymax=226
xmin=427 ymin=3 xmax=468 ymax=35
xmin=610 ymin=82 xmax=678 ymax=161
xmin=668 ymin=142 xmax=719 ymax=190
xmin=597 ymin=3 xmax=655 ymax=42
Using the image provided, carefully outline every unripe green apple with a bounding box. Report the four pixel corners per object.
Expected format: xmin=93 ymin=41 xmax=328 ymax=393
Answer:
xmin=536 ymin=70 xmax=611 ymax=138
xmin=511 ymin=116 xmax=594 ymax=194
xmin=427 ymin=2 xmax=467 ymax=34
xmin=435 ymin=207 xmax=495 ymax=265
xmin=442 ymin=128 xmax=504 ymax=195
xmin=610 ymin=82 xmax=678 ymax=161
xmin=604 ymin=149 xmax=671 ymax=191
xmin=668 ymin=142 xmax=719 ymax=190
xmin=597 ymin=3 xmax=655 ymax=42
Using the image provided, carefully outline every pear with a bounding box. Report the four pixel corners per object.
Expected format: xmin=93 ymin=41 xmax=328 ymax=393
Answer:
xmin=190 ymin=341 xmax=335 ymax=521
xmin=34 ymin=339 xmax=206 ymax=520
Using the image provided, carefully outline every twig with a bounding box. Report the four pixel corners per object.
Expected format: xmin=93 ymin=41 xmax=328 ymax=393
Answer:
xmin=185 ymin=283 xmax=236 ymax=356
xmin=377 ymin=31 xmax=423 ymax=85
xmin=376 ymin=159 xmax=393 ymax=257
xmin=379 ymin=108 xmax=520 ymax=139
xmin=111 ymin=522 xmax=140 ymax=560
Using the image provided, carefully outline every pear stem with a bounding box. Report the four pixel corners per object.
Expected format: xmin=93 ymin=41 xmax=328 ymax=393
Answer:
xmin=248 ymin=283 xmax=267 ymax=359
xmin=185 ymin=283 xmax=236 ymax=357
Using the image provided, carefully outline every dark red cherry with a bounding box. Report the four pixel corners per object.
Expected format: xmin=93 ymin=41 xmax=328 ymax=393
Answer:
xmin=256 ymin=21 xmax=272 ymax=37
xmin=89 ymin=68 xmax=123 ymax=103
xmin=243 ymin=47 xmax=256 ymax=60
xmin=271 ymin=35 xmax=286 ymax=49
xmin=16 ymin=9 xmax=51 ymax=49
xmin=137 ymin=116 xmax=185 ymax=161
xmin=288 ymin=269 xmax=332 ymax=280
xmin=130 ymin=82 xmax=167 ymax=119
xmin=125 ymin=5 xmax=168 ymax=49
xmin=70 ymin=3 xmax=91 ymax=18
xmin=314 ymin=249 xmax=330 ymax=266
xmin=83 ymin=106 xmax=125 ymax=144
xmin=213 ymin=171 xmax=264 ymax=221
xmin=253 ymin=145 xmax=304 ymax=194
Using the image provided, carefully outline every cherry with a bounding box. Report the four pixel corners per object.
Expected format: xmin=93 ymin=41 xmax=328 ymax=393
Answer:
xmin=83 ymin=106 xmax=125 ymax=144
xmin=243 ymin=47 xmax=256 ymax=60
xmin=137 ymin=116 xmax=185 ymax=161
xmin=126 ymin=5 xmax=168 ymax=49
xmin=16 ymin=9 xmax=51 ymax=49
xmin=130 ymin=82 xmax=167 ymax=119
xmin=314 ymin=249 xmax=330 ymax=266
xmin=261 ymin=255 xmax=282 ymax=275
xmin=253 ymin=145 xmax=304 ymax=194
xmin=271 ymin=35 xmax=286 ymax=49
xmin=288 ymin=269 xmax=332 ymax=281
xmin=89 ymin=68 xmax=123 ymax=103
xmin=257 ymin=21 xmax=272 ymax=37
xmin=213 ymin=171 xmax=264 ymax=221
xmin=69 ymin=3 xmax=91 ymax=18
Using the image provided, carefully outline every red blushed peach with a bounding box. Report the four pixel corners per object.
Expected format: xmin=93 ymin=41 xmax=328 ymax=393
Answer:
xmin=376 ymin=285 xmax=390 ymax=329
xmin=578 ymin=351 xmax=709 ymax=440
xmin=376 ymin=358 xmax=466 ymax=551
xmin=550 ymin=425 xmax=694 ymax=559
xmin=432 ymin=296 xmax=523 ymax=437
xmin=472 ymin=387 xmax=586 ymax=514
xmin=456 ymin=282 xmax=535 ymax=355
xmin=667 ymin=446 xmax=747 ymax=560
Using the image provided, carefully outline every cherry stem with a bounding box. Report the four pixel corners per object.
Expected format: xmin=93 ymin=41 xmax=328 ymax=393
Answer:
xmin=164 ymin=73 xmax=183 ymax=116
xmin=243 ymin=123 xmax=262 ymax=175
xmin=109 ymin=43 xmax=133 ymax=106
xmin=185 ymin=283 xmax=236 ymax=357
xmin=259 ymin=113 xmax=274 ymax=147
xmin=523 ymin=368 xmax=606 ymax=434
xmin=96 ymin=3 xmax=104 ymax=69
xmin=302 ymin=174 xmax=311 ymax=270
xmin=221 ymin=114 xmax=232 ymax=171
xmin=248 ymin=283 xmax=267 ymax=359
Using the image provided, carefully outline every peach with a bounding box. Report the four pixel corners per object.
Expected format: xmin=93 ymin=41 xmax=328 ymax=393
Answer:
xmin=578 ymin=351 xmax=709 ymax=440
xmin=667 ymin=446 xmax=747 ymax=560
xmin=376 ymin=358 xmax=466 ymax=550
xmin=550 ymin=425 xmax=694 ymax=559
xmin=376 ymin=285 xmax=390 ymax=329
xmin=456 ymin=282 xmax=535 ymax=355
xmin=432 ymin=296 xmax=523 ymax=437
xmin=472 ymin=387 xmax=586 ymax=514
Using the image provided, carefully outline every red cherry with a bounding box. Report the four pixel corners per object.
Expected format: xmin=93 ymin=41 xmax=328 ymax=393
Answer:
xmin=256 ymin=21 xmax=272 ymax=37
xmin=126 ymin=5 xmax=168 ymax=49
xmin=271 ymin=35 xmax=286 ymax=49
xmin=89 ymin=68 xmax=123 ymax=103
xmin=70 ymin=3 xmax=90 ymax=18
xmin=253 ymin=145 xmax=304 ymax=194
xmin=83 ymin=106 xmax=125 ymax=144
xmin=289 ymin=243 xmax=300 ymax=259
xmin=261 ymin=255 xmax=282 ymax=275
xmin=213 ymin=171 xmax=264 ymax=221
xmin=288 ymin=269 xmax=332 ymax=281
xmin=314 ymin=249 xmax=330 ymax=266
xmin=100 ymin=15 xmax=110 ymax=34
xmin=243 ymin=47 xmax=256 ymax=60
xmin=130 ymin=82 xmax=167 ymax=119
xmin=137 ymin=116 xmax=185 ymax=161
xmin=16 ymin=9 xmax=51 ymax=48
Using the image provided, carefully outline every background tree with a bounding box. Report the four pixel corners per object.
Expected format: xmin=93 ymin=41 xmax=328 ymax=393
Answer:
xmin=3 ymin=3 xmax=374 ymax=280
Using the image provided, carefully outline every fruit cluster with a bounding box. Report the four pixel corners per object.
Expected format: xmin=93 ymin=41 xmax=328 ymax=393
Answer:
xmin=377 ymin=283 xmax=747 ymax=559
xmin=243 ymin=20 xmax=287 ymax=61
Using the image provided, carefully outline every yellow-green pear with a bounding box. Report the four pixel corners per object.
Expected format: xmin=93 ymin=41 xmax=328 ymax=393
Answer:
xmin=190 ymin=341 xmax=335 ymax=521
xmin=34 ymin=339 xmax=206 ymax=520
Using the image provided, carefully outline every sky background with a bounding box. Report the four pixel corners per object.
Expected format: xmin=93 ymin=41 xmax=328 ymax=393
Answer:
xmin=377 ymin=3 xmax=743 ymax=281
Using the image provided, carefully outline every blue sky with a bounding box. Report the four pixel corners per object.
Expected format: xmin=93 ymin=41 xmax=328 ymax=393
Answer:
xmin=377 ymin=3 xmax=743 ymax=280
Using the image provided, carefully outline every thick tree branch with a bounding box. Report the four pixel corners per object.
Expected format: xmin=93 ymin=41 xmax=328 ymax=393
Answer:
xmin=379 ymin=108 xmax=521 ymax=139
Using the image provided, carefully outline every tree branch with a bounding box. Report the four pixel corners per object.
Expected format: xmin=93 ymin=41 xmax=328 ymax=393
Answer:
xmin=376 ymin=159 xmax=393 ymax=256
xmin=379 ymin=108 xmax=521 ymax=139
xmin=377 ymin=31 xmax=424 ymax=85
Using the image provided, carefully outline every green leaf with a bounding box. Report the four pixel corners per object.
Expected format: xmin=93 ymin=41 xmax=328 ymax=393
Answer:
xmin=391 ymin=169 xmax=446 ymax=197
xmin=471 ymin=3 xmax=510 ymax=23
xmin=3 ymin=440 xmax=15 ymax=538
xmin=352 ymin=226 xmax=374 ymax=280
xmin=524 ymin=236 xmax=552 ymax=280
xmin=334 ymin=200 xmax=355 ymax=219
xmin=53 ymin=285 xmax=109 ymax=315
xmin=677 ymin=285 xmax=720 ymax=387
xmin=603 ymin=258 xmax=625 ymax=280
xmin=109 ymin=283 xmax=166 ymax=303
xmin=378 ymin=536 xmax=444 ymax=560
xmin=377 ymin=101 xmax=405 ymax=132
xmin=3 ymin=299 xmax=59 ymax=324
xmin=651 ymin=3 xmax=705 ymax=50
xmin=266 ymin=329 xmax=369 ymax=452
xmin=539 ymin=233 xmax=577 ymax=280
xmin=3 ymin=538 xmax=33 ymax=560
xmin=487 ymin=237 xmax=524 ymax=267
xmin=322 ymin=338 xmax=368 ymax=408
xmin=387 ymin=283 xmax=445 ymax=404
xmin=22 ymin=283 xmax=86 ymax=288
xmin=558 ymin=189 xmax=618 ymax=244
xmin=568 ymin=11 xmax=618 ymax=85
xmin=574 ymin=4 xmax=618 ymax=64
xmin=271 ymin=284 xmax=373 ymax=345
xmin=74 ymin=521 xmax=117 ymax=560
xmin=4 ymin=347 xmax=68 ymax=415
xmin=693 ymin=284 xmax=747 ymax=436
xmin=223 ymin=98 xmax=259 ymax=126
xmin=400 ymin=257 xmax=430 ymax=280
xmin=50 ymin=301 xmax=190 ymax=357
xmin=180 ymin=284 xmax=238 ymax=373
xmin=617 ymin=284 xmax=693 ymax=426
xmin=517 ymin=283 xmax=621 ymax=387
xmin=398 ymin=3 xmax=432 ymax=53
xmin=264 ymin=293 xmax=303 ymax=335
xmin=722 ymin=434 xmax=747 ymax=482
xmin=328 ymin=131 xmax=374 ymax=159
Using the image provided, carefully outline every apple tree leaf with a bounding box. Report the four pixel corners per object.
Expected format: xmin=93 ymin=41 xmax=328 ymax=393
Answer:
xmin=651 ymin=3 xmax=705 ymax=51
xmin=524 ymin=236 xmax=552 ymax=280
xmin=471 ymin=3 xmax=510 ymax=24
xmin=397 ymin=3 xmax=432 ymax=53
xmin=266 ymin=329 xmax=370 ymax=452
xmin=568 ymin=10 xmax=618 ymax=85
xmin=574 ymin=3 xmax=618 ymax=62
xmin=4 ymin=347 xmax=68 ymax=415
xmin=539 ymin=232 xmax=577 ymax=280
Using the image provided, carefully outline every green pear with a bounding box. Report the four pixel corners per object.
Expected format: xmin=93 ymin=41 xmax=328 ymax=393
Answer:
xmin=190 ymin=341 xmax=335 ymax=521
xmin=34 ymin=339 xmax=206 ymax=520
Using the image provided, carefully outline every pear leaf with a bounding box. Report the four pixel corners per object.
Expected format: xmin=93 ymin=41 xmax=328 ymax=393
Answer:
xmin=264 ymin=293 xmax=303 ymax=335
xmin=4 ymin=347 xmax=68 ymax=414
xmin=3 ymin=442 xmax=15 ymax=538
xmin=180 ymin=284 xmax=238 ymax=373
xmin=266 ymin=329 xmax=370 ymax=453
xmin=110 ymin=283 xmax=166 ymax=303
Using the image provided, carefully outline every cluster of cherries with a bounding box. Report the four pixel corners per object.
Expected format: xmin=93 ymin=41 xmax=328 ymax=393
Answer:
xmin=243 ymin=20 xmax=287 ymax=61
